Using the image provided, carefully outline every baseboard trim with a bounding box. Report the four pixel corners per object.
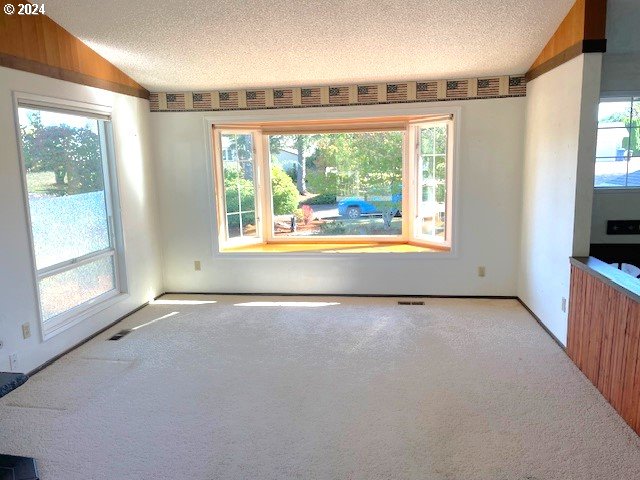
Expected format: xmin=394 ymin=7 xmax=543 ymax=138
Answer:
xmin=162 ymin=291 xmax=519 ymax=299
xmin=516 ymin=298 xmax=566 ymax=351
xmin=27 ymin=300 xmax=154 ymax=377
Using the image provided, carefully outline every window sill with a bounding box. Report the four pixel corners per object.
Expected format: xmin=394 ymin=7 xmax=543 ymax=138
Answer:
xmin=42 ymin=291 xmax=129 ymax=341
xmin=219 ymin=242 xmax=449 ymax=254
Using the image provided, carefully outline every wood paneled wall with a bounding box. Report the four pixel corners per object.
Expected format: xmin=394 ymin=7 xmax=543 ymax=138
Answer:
xmin=0 ymin=4 xmax=148 ymax=98
xmin=568 ymin=264 xmax=640 ymax=435
xmin=526 ymin=0 xmax=607 ymax=81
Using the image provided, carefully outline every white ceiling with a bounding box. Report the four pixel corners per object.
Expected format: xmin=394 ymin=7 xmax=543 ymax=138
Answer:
xmin=45 ymin=0 xmax=575 ymax=92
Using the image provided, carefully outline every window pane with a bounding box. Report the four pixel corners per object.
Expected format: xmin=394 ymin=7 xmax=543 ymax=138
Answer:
xmin=18 ymin=107 xmax=111 ymax=269
xmin=594 ymin=158 xmax=629 ymax=187
xmin=418 ymin=125 xmax=447 ymax=241
xmin=220 ymin=133 xmax=258 ymax=240
xmin=269 ymin=132 xmax=403 ymax=237
xmin=39 ymin=255 xmax=115 ymax=322
xmin=598 ymin=100 xmax=632 ymax=127
xmin=628 ymin=158 xmax=640 ymax=187
xmin=596 ymin=127 xmax=630 ymax=159
xmin=628 ymin=128 xmax=640 ymax=157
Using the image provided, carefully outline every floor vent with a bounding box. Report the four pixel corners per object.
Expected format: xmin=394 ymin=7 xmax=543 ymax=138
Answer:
xmin=398 ymin=301 xmax=425 ymax=306
xmin=108 ymin=329 xmax=132 ymax=341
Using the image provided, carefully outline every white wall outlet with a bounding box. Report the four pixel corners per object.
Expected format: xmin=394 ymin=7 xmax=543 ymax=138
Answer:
xmin=194 ymin=260 xmax=202 ymax=271
xmin=562 ymin=297 xmax=567 ymax=313
xmin=478 ymin=266 xmax=486 ymax=277
xmin=0 ymin=339 xmax=3 ymax=349
xmin=9 ymin=353 xmax=18 ymax=371
xmin=22 ymin=322 xmax=31 ymax=339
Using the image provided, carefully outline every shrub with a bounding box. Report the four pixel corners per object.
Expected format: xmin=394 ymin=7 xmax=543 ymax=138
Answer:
xmin=300 ymin=193 xmax=337 ymax=205
xmin=306 ymin=171 xmax=338 ymax=197
xmin=293 ymin=208 xmax=304 ymax=223
xmin=223 ymin=167 xmax=255 ymax=227
xmin=271 ymin=165 xmax=299 ymax=215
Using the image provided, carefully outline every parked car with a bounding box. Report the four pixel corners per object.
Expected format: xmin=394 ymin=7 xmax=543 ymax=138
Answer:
xmin=338 ymin=194 xmax=402 ymax=218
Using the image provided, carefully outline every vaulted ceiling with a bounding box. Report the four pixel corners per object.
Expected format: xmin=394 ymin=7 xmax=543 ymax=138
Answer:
xmin=44 ymin=0 xmax=575 ymax=92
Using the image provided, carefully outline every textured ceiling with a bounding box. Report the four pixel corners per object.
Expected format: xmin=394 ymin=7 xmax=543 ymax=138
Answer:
xmin=44 ymin=0 xmax=575 ymax=92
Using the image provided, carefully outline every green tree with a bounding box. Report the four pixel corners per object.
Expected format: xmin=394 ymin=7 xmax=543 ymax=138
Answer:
xmin=20 ymin=111 xmax=104 ymax=195
xmin=269 ymin=134 xmax=318 ymax=194
xmin=313 ymin=132 xmax=403 ymax=198
xmin=603 ymin=104 xmax=640 ymax=153
xmin=271 ymin=165 xmax=299 ymax=214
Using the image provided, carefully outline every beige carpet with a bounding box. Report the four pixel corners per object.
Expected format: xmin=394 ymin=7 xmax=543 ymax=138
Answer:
xmin=1 ymin=295 xmax=640 ymax=479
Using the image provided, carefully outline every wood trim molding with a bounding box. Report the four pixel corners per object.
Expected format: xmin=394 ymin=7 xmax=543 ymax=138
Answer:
xmin=526 ymin=0 xmax=607 ymax=81
xmin=525 ymin=39 xmax=607 ymax=82
xmin=0 ymin=6 xmax=149 ymax=99
xmin=0 ymin=53 xmax=149 ymax=99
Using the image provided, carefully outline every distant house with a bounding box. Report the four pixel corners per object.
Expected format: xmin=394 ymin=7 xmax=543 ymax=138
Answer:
xmin=596 ymin=121 xmax=628 ymax=160
xmin=271 ymin=147 xmax=298 ymax=173
xmin=221 ymin=139 xmax=299 ymax=174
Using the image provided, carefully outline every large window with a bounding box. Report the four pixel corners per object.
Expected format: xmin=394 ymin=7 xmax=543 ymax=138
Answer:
xmin=213 ymin=116 xmax=454 ymax=252
xmin=17 ymin=101 xmax=124 ymax=336
xmin=595 ymin=97 xmax=640 ymax=188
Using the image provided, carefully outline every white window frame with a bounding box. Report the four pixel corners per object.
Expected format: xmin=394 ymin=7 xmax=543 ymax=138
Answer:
xmin=409 ymin=120 xmax=454 ymax=245
xmin=13 ymin=93 xmax=128 ymax=340
xmin=595 ymin=95 xmax=640 ymax=190
xmin=204 ymin=104 xmax=460 ymax=256
xmin=212 ymin=128 xmax=265 ymax=248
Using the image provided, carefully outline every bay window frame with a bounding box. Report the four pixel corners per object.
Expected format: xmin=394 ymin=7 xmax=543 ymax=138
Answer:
xmin=208 ymin=106 xmax=458 ymax=254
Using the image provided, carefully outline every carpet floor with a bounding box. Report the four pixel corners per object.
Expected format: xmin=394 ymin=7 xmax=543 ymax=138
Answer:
xmin=1 ymin=295 xmax=640 ymax=479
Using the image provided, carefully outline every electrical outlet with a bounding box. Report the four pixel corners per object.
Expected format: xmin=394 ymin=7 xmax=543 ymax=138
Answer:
xmin=561 ymin=297 xmax=567 ymax=313
xmin=478 ymin=266 xmax=486 ymax=277
xmin=194 ymin=260 xmax=201 ymax=271
xmin=0 ymin=340 xmax=3 ymax=349
xmin=22 ymin=322 xmax=31 ymax=339
xmin=9 ymin=353 xmax=18 ymax=371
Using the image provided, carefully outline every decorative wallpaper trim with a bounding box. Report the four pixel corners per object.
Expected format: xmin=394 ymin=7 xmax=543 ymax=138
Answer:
xmin=149 ymin=75 xmax=526 ymax=112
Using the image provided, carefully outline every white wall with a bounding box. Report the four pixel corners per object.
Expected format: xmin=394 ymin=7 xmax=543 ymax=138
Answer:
xmin=601 ymin=0 xmax=640 ymax=94
xmin=519 ymin=54 xmax=602 ymax=345
xmin=589 ymin=0 xmax=640 ymax=245
xmin=152 ymin=97 xmax=525 ymax=296
xmin=0 ymin=67 xmax=163 ymax=373
xmin=591 ymin=190 xmax=640 ymax=243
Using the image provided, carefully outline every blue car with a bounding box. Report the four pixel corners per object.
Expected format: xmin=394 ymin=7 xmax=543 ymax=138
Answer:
xmin=338 ymin=194 xmax=402 ymax=218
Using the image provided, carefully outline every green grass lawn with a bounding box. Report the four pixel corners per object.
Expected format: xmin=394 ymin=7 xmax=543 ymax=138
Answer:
xmin=26 ymin=171 xmax=63 ymax=195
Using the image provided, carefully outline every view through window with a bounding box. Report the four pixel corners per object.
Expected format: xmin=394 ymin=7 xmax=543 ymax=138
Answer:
xmin=18 ymin=104 xmax=121 ymax=331
xmin=595 ymin=97 xmax=640 ymax=188
xmin=269 ymin=132 xmax=404 ymax=237
xmin=213 ymin=117 xmax=453 ymax=251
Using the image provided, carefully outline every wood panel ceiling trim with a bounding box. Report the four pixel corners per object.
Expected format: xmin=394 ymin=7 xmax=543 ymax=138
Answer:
xmin=526 ymin=0 xmax=607 ymax=82
xmin=0 ymin=7 xmax=149 ymax=99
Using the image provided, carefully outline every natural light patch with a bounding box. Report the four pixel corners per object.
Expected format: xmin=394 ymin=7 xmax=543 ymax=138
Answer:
xmin=131 ymin=311 xmax=180 ymax=331
xmin=234 ymin=301 xmax=340 ymax=308
xmin=150 ymin=299 xmax=217 ymax=305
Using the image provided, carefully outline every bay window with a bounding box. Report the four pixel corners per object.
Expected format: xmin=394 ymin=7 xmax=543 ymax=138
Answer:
xmin=212 ymin=115 xmax=454 ymax=252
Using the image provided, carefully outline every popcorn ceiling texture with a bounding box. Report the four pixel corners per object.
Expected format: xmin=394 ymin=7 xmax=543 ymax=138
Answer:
xmin=44 ymin=0 xmax=575 ymax=92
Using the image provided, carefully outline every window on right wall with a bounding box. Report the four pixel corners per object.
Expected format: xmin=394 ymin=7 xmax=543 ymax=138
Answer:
xmin=595 ymin=97 xmax=640 ymax=188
